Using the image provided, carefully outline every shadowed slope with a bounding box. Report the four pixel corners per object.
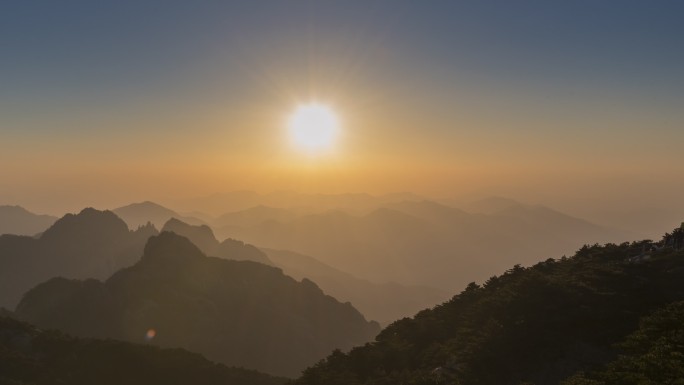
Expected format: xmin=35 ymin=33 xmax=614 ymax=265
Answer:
xmin=293 ymin=227 xmax=684 ymax=385
xmin=16 ymin=232 xmax=380 ymax=377
xmin=161 ymin=218 xmax=271 ymax=264
xmin=0 ymin=205 xmax=57 ymax=236
xmin=265 ymin=248 xmax=448 ymax=324
xmin=0 ymin=208 xmax=157 ymax=308
xmin=0 ymin=316 xmax=286 ymax=385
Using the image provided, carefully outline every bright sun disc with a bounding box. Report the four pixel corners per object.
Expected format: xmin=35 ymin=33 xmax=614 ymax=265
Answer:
xmin=288 ymin=102 xmax=340 ymax=152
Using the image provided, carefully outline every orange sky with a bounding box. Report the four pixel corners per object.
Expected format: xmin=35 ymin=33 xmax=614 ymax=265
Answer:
xmin=1 ymin=2 xmax=683 ymax=235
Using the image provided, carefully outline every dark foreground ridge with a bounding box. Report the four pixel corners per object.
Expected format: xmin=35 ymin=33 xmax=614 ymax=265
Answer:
xmin=0 ymin=315 xmax=285 ymax=385
xmin=294 ymin=224 xmax=684 ymax=385
xmin=16 ymin=232 xmax=380 ymax=378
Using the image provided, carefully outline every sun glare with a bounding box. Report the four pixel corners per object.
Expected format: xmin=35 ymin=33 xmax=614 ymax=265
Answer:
xmin=288 ymin=102 xmax=340 ymax=152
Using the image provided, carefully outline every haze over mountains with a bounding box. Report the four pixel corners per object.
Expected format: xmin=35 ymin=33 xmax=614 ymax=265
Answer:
xmin=159 ymin=217 xmax=444 ymax=323
xmin=0 ymin=205 xmax=57 ymax=236
xmin=201 ymin=195 xmax=633 ymax=291
xmin=161 ymin=217 xmax=272 ymax=265
xmin=173 ymin=191 xmax=425 ymax=215
xmin=0 ymin=208 xmax=156 ymax=309
xmin=16 ymin=232 xmax=380 ymax=377
xmin=113 ymin=201 xmax=206 ymax=230
xmin=108 ymin=193 xmax=637 ymax=291
xmin=0 ymin=193 xmax=647 ymax=320
xmin=294 ymin=228 xmax=684 ymax=385
xmin=1 ymin=197 xmax=682 ymax=384
xmin=264 ymin=248 xmax=448 ymax=324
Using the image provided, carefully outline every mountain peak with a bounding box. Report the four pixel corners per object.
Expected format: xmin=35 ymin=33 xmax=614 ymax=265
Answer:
xmin=0 ymin=205 xmax=57 ymax=236
xmin=141 ymin=231 xmax=205 ymax=264
xmin=40 ymin=208 xmax=129 ymax=241
xmin=161 ymin=217 xmax=218 ymax=252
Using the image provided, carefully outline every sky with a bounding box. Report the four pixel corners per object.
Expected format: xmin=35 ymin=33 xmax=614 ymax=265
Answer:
xmin=1 ymin=1 xmax=683 ymax=226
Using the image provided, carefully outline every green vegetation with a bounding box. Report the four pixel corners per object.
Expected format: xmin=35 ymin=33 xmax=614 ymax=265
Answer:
xmin=563 ymin=300 xmax=684 ymax=385
xmin=294 ymin=231 xmax=684 ymax=385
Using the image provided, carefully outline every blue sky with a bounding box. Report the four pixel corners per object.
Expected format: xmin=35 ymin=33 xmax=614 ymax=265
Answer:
xmin=1 ymin=1 xmax=683 ymax=216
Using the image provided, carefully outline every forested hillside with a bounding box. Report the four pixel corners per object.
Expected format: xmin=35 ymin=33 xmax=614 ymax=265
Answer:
xmin=294 ymin=226 xmax=684 ymax=385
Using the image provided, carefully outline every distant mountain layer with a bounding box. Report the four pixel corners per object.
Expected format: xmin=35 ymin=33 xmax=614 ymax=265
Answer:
xmin=113 ymin=201 xmax=205 ymax=230
xmin=215 ymin=205 xmax=300 ymax=228
xmin=162 ymin=218 xmax=271 ymax=264
xmin=0 ymin=316 xmax=285 ymax=385
xmin=16 ymin=232 xmax=380 ymax=378
xmin=0 ymin=205 xmax=57 ymax=236
xmin=177 ymin=191 xmax=424 ymax=215
xmin=222 ymin=199 xmax=634 ymax=291
xmin=294 ymin=228 xmax=684 ymax=385
xmin=265 ymin=248 xmax=449 ymax=324
xmin=0 ymin=208 xmax=157 ymax=309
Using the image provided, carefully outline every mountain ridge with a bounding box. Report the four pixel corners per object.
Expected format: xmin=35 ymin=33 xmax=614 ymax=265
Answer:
xmin=293 ymin=226 xmax=684 ymax=385
xmin=0 ymin=315 xmax=286 ymax=385
xmin=0 ymin=205 xmax=58 ymax=236
xmin=0 ymin=208 xmax=157 ymax=308
xmin=16 ymin=231 xmax=380 ymax=377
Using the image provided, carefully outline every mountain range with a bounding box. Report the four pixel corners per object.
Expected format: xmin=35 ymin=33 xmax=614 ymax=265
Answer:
xmin=1 ymin=197 xmax=681 ymax=384
xmin=0 ymin=205 xmax=57 ymax=236
xmin=218 ymin=199 xmax=633 ymax=291
xmin=15 ymin=232 xmax=381 ymax=377
xmin=159 ymin=217 xmax=444 ymax=322
xmin=0 ymin=208 xmax=157 ymax=309
xmin=105 ymin=197 xmax=637 ymax=317
xmin=174 ymin=191 xmax=424 ymax=215
xmin=113 ymin=201 xmax=206 ymax=230
xmin=264 ymin=248 xmax=448 ymax=324
xmin=161 ymin=217 xmax=271 ymax=265
xmin=152 ymin=218 xmax=447 ymax=323
xmin=294 ymin=228 xmax=684 ymax=385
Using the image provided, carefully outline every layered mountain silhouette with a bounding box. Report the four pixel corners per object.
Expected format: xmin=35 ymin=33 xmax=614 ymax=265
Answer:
xmin=16 ymin=232 xmax=380 ymax=377
xmin=161 ymin=217 xmax=441 ymax=322
xmin=0 ymin=315 xmax=285 ymax=385
xmin=176 ymin=191 xmax=424 ymax=215
xmin=264 ymin=248 xmax=448 ymax=324
xmin=0 ymin=208 xmax=157 ymax=308
xmin=113 ymin=201 xmax=205 ymax=230
xmin=294 ymin=227 xmax=684 ymax=385
xmin=161 ymin=217 xmax=271 ymax=264
xmin=215 ymin=205 xmax=301 ymax=228
xmin=219 ymin=199 xmax=633 ymax=291
xmin=0 ymin=205 xmax=57 ymax=236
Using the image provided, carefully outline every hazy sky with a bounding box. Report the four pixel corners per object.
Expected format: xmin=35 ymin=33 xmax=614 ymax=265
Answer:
xmin=2 ymin=1 xmax=683 ymax=219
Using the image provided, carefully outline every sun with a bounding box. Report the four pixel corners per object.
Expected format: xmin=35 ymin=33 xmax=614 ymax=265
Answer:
xmin=287 ymin=102 xmax=340 ymax=152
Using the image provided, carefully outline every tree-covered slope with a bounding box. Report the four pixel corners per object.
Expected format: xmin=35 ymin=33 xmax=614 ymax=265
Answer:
xmin=16 ymin=232 xmax=380 ymax=378
xmin=294 ymin=226 xmax=684 ymax=385
xmin=0 ymin=316 xmax=285 ymax=385
xmin=563 ymin=300 xmax=684 ymax=385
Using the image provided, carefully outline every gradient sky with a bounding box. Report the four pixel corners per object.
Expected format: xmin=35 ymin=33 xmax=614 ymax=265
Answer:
xmin=1 ymin=1 xmax=683 ymax=222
